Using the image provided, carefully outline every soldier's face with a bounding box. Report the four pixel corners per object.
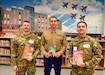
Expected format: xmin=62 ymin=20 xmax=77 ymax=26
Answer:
xmin=49 ymin=18 xmax=58 ymax=29
xmin=22 ymin=22 xmax=31 ymax=32
xmin=77 ymin=23 xmax=87 ymax=35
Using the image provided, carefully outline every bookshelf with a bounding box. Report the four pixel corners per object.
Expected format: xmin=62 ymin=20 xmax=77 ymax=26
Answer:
xmin=96 ymin=40 xmax=105 ymax=69
xmin=0 ymin=37 xmax=12 ymax=65
xmin=36 ymin=51 xmax=44 ymax=66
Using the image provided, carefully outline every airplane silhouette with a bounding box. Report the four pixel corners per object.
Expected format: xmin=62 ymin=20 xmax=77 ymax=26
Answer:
xmin=71 ymin=3 xmax=78 ymax=10
xmin=81 ymin=5 xmax=87 ymax=12
xmin=62 ymin=2 xmax=69 ymax=8
xmin=79 ymin=15 xmax=86 ymax=21
xmin=71 ymin=13 xmax=77 ymax=19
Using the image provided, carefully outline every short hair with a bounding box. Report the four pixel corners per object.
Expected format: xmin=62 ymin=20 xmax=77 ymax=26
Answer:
xmin=77 ymin=21 xmax=87 ymax=27
xmin=23 ymin=20 xmax=30 ymax=23
xmin=49 ymin=16 xmax=58 ymax=21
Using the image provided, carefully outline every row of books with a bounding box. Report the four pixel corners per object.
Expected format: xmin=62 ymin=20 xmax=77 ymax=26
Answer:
xmin=100 ymin=43 xmax=105 ymax=48
xmin=65 ymin=58 xmax=71 ymax=67
xmin=0 ymin=48 xmax=10 ymax=55
xmin=0 ymin=40 xmax=10 ymax=46
xmin=36 ymin=59 xmax=44 ymax=65
xmin=36 ymin=58 xmax=69 ymax=66
xmin=66 ymin=36 xmax=72 ymax=41
xmin=0 ymin=57 xmax=10 ymax=64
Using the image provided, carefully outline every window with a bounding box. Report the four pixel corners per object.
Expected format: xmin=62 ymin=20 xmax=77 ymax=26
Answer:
xmin=19 ymin=21 xmax=21 ymax=25
xmin=7 ymin=14 xmax=9 ymax=18
xmin=4 ymin=14 xmax=6 ymax=18
xmin=19 ymin=15 xmax=21 ymax=19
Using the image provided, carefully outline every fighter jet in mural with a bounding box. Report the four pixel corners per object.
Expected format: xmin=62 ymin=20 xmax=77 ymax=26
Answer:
xmin=71 ymin=13 xmax=77 ymax=19
xmin=81 ymin=5 xmax=87 ymax=12
xmin=71 ymin=3 xmax=78 ymax=10
xmin=79 ymin=15 xmax=86 ymax=21
xmin=62 ymin=2 xmax=69 ymax=8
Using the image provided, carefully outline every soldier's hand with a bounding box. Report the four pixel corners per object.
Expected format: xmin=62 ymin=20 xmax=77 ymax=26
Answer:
xmin=69 ymin=58 xmax=76 ymax=66
xmin=78 ymin=63 xmax=85 ymax=67
xmin=53 ymin=52 xmax=61 ymax=58
xmin=44 ymin=52 xmax=52 ymax=58
xmin=13 ymin=65 xmax=18 ymax=72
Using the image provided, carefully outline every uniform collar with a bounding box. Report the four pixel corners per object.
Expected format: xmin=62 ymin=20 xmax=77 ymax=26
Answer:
xmin=20 ymin=32 xmax=32 ymax=38
xmin=77 ymin=35 xmax=89 ymax=42
xmin=49 ymin=29 xmax=57 ymax=33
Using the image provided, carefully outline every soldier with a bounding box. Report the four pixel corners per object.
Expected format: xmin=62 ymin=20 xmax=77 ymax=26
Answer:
xmin=11 ymin=20 xmax=40 ymax=75
xmin=68 ymin=21 xmax=102 ymax=75
xmin=40 ymin=16 xmax=67 ymax=75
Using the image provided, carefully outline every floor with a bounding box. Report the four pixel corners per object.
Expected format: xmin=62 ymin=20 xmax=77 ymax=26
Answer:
xmin=0 ymin=65 xmax=105 ymax=75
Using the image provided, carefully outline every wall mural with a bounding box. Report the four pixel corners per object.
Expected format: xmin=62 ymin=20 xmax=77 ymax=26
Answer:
xmin=0 ymin=0 xmax=104 ymax=34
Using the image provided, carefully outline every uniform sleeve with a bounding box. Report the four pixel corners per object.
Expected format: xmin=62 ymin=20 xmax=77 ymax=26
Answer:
xmin=11 ymin=37 xmax=18 ymax=66
xmin=33 ymin=36 xmax=40 ymax=59
xmin=85 ymin=40 xmax=103 ymax=68
xmin=40 ymin=32 xmax=47 ymax=54
xmin=59 ymin=33 xmax=67 ymax=55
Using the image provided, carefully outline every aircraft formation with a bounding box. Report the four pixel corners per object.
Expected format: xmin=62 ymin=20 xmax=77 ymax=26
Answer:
xmin=62 ymin=2 xmax=87 ymax=21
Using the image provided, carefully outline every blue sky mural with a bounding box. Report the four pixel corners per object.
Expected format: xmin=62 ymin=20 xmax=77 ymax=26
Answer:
xmin=0 ymin=0 xmax=104 ymax=34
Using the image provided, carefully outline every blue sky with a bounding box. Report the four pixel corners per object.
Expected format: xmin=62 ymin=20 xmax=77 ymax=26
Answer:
xmin=0 ymin=0 xmax=35 ymax=9
xmin=0 ymin=0 xmax=104 ymax=33
xmin=0 ymin=0 xmax=104 ymax=9
xmin=97 ymin=0 xmax=104 ymax=4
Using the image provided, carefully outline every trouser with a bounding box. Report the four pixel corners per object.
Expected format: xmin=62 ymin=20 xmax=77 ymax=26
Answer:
xmin=44 ymin=56 xmax=62 ymax=75
xmin=16 ymin=65 xmax=36 ymax=75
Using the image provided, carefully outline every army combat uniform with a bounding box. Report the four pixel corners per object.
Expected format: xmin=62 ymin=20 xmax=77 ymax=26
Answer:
xmin=68 ymin=35 xmax=102 ymax=75
xmin=11 ymin=32 xmax=40 ymax=75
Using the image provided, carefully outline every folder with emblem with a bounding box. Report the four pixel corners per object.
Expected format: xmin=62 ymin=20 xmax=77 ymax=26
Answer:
xmin=72 ymin=50 xmax=84 ymax=65
xmin=22 ymin=46 xmax=34 ymax=59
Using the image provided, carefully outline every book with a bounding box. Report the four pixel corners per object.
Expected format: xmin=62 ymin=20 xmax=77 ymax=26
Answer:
xmin=48 ymin=46 xmax=56 ymax=54
xmin=72 ymin=50 xmax=84 ymax=65
xmin=22 ymin=46 xmax=34 ymax=59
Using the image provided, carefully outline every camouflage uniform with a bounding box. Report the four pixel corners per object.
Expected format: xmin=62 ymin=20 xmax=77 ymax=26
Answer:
xmin=11 ymin=32 xmax=40 ymax=75
xmin=68 ymin=35 xmax=102 ymax=75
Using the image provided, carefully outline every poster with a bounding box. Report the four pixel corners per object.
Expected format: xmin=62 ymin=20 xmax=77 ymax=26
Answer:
xmin=0 ymin=0 xmax=104 ymax=34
